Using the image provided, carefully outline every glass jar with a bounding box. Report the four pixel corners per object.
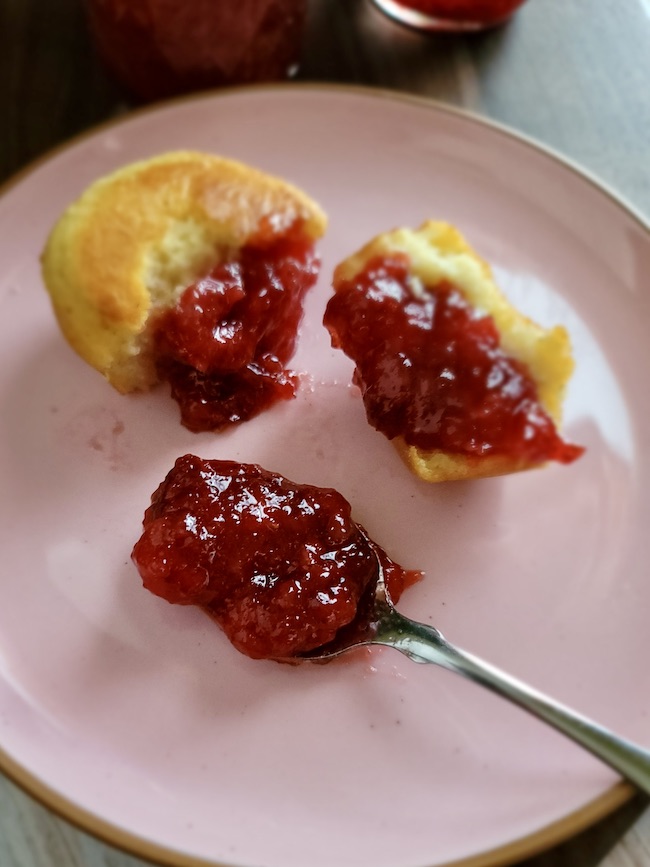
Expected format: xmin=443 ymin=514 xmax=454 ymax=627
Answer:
xmin=85 ymin=0 xmax=307 ymax=102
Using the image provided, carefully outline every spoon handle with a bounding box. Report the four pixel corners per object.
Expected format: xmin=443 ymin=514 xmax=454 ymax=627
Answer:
xmin=377 ymin=609 xmax=650 ymax=795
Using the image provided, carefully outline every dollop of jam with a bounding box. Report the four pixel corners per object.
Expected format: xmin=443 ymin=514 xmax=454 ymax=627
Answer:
xmin=323 ymin=254 xmax=584 ymax=465
xmin=154 ymin=224 xmax=320 ymax=433
xmin=131 ymin=456 xmax=420 ymax=660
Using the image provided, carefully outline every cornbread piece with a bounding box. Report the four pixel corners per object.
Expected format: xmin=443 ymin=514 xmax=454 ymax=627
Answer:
xmin=324 ymin=221 xmax=583 ymax=482
xmin=42 ymin=151 xmax=327 ymax=430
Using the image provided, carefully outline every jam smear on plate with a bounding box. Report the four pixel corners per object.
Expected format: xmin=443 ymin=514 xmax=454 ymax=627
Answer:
xmin=131 ymin=456 xmax=421 ymax=660
xmin=324 ymin=254 xmax=584 ymax=465
xmin=154 ymin=223 xmax=320 ymax=433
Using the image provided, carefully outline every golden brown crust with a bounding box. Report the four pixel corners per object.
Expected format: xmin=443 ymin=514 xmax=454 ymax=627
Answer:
xmin=41 ymin=151 xmax=327 ymax=393
xmin=392 ymin=441 xmax=541 ymax=483
xmin=332 ymin=221 xmax=576 ymax=483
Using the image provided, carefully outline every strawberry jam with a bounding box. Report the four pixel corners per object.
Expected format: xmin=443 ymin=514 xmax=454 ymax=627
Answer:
xmin=390 ymin=0 xmax=526 ymax=25
xmin=324 ymin=255 xmax=583 ymax=465
xmin=132 ymin=456 xmax=420 ymax=659
xmin=154 ymin=225 xmax=320 ymax=433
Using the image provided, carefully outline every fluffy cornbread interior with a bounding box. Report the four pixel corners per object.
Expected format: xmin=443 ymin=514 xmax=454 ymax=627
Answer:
xmin=41 ymin=151 xmax=327 ymax=393
xmin=333 ymin=221 xmax=576 ymax=482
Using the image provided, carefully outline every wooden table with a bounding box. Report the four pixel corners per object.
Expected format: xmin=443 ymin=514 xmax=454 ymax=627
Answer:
xmin=1 ymin=0 xmax=649 ymax=865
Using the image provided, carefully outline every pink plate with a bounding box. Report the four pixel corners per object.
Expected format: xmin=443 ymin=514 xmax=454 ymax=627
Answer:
xmin=0 ymin=85 xmax=649 ymax=867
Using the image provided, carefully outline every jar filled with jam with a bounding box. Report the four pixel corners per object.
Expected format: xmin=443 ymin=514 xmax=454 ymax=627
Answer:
xmin=370 ymin=0 xmax=528 ymax=31
xmin=85 ymin=0 xmax=307 ymax=102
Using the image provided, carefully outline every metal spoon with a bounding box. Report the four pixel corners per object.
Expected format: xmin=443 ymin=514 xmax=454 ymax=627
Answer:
xmin=294 ymin=534 xmax=650 ymax=796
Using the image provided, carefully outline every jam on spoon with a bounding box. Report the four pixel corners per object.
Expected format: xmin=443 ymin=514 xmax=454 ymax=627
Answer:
xmin=133 ymin=455 xmax=650 ymax=794
xmin=131 ymin=455 xmax=421 ymax=660
xmin=131 ymin=456 xmax=650 ymax=797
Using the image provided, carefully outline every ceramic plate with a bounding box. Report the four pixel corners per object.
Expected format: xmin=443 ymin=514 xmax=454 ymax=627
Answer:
xmin=1 ymin=85 xmax=649 ymax=867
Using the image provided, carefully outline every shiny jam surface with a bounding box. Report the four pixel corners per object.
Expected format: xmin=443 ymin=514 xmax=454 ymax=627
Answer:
xmin=324 ymin=255 xmax=584 ymax=465
xmin=154 ymin=226 xmax=319 ymax=433
xmin=131 ymin=456 xmax=420 ymax=660
xmin=393 ymin=0 xmax=526 ymax=23
xmin=85 ymin=0 xmax=307 ymax=102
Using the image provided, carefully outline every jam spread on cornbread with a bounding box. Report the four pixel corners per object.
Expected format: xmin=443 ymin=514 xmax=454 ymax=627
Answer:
xmin=153 ymin=223 xmax=320 ymax=432
xmin=131 ymin=456 xmax=420 ymax=659
xmin=324 ymin=254 xmax=584 ymax=465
